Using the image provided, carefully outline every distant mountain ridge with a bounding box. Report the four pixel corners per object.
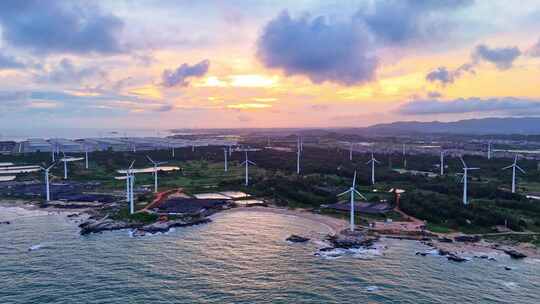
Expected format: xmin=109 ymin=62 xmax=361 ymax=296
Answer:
xmin=365 ymin=117 xmax=540 ymax=135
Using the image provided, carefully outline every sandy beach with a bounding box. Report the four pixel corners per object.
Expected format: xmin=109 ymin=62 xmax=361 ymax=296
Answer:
xmin=212 ymin=206 xmax=349 ymax=235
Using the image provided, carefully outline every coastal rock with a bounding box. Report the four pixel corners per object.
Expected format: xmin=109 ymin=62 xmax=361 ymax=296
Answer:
xmin=139 ymin=218 xmax=212 ymax=234
xmin=454 ymin=235 xmax=481 ymax=243
xmin=438 ymin=237 xmax=453 ymax=243
xmin=0 ymin=221 xmax=10 ymax=225
xmin=438 ymin=249 xmax=452 ymax=256
xmin=504 ymin=249 xmax=527 ymax=259
xmin=416 ymin=252 xmax=429 ymax=256
xmin=505 ymin=266 xmax=512 ymax=271
xmin=447 ymin=254 xmax=467 ymax=262
xmin=327 ymin=233 xmax=378 ymax=249
xmin=79 ymin=218 xmax=141 ymax=235
xmin=67 ymin=213 xmax=80 ymax=218
xmin=286 ymin=235 xmax=310 ymax=243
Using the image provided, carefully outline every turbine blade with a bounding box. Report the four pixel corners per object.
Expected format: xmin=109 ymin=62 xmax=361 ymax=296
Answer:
xmin=352 ymin=171 xmax=357 ymax=187
xmin=516 ymin=165 xmax=526 ymax=174
xmin=468 ymin=167 xmax=480 ymax=170
xmin=129 ymin=160 xmax=135 ymax=169
xmin=248 ymin=160 xmax=256 ymax=165
xmin=353 ymin=189 xmax=367 ymax=200
xmin=338 ymin=189 xmax=351 ymax=197
xmin=145 ymin=155 xmax=154 ymax=163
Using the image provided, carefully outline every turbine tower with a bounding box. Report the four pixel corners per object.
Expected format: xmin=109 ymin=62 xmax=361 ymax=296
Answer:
xmin=146 ymin=156 xmax=167 ymax=193
xmin=124 ymin=160 xmax=135 ymax=214
xmin=84 ymin=146 xmax=89 ymax=169
xmin=296 ymin=139 xmax=301 ymax=174
xmin=402 ymin=143 xmax=407 ymax=169
xmin=61 ymin=152 xmax=68 ymax=179
xmin=502 ymin=155 xmax=525 ymax=193
xmin=366 ymin=153 xmax=380 ymax=185
xmin=440 ymin=150 xmax=445 ymax=175
xmin=224 ymin=147 xmax=228 ymax=172
xmin=459 ymin=157 xmax=479 ymax=205
xmin=349 ymin=142 xmax=354 ymax=161
xmin=338 ymin=171 xmax=366 ymax=232
xmin=39 ymin=162 xmax=57 ymax=201
xmin=487 ymin=142 xmax=492 ymax=160
xmin=240 ymin=151 xmax=256 ymax=186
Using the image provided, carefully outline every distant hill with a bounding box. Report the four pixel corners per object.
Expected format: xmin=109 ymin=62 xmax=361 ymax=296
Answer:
xmin=365 ymin=117 xmax=540 ymax=135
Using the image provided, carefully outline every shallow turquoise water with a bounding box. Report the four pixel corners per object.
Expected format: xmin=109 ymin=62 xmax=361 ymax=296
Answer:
xmin=1 ymin=207 xmax=539 ymax=304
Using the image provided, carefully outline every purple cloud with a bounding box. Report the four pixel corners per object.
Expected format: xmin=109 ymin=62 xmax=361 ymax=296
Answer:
xmin=256 ymin=11 xmax=377 ymax=86
xmin=162 ymin=60 xmax=210 ymax=87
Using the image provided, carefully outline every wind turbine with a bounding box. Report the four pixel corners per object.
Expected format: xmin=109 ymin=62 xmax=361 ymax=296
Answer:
xmin=366 ymin=153 xmax=380 ymax=185
xmin=502 ymin=155 xmax=525 ymax=193
xmin=338 ymin=171 xmax=366 ymax=232
xmin=440 ymin=150 xmax=445 ymax=175
xmin=240 ymin=151 xmax=256 ymax=186
xmin=39 ymin=162 xmax=57 ymax=201
xmin=146 ymin=156 xmax=167 ymax=193
xmin=349 ymin=142 xmax=354 ymax=161
xmin=487 ymin=142 xmax=492 ymax=160
xmin=224 ymin=147 xmax=228 ymax=172
xmin=124 ymin=160 xmax=135 ymax=214
xmin=296 ymin=138 xmax=301 ymax=174
xmin=51 ymin=144 xmax=55 ymax=162
xmin=459 ymin=157 xmax=479 ymax=205
xmin=61 ymin=152 xmax=68 ymax=179
xmin=402 ymin=143 xmax=407 ymax=169
xmin=84 ymin=146 xmax=89 ymax=169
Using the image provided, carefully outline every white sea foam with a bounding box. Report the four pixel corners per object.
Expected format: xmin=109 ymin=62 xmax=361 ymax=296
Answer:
xmin=366 ymin=286 xmax=379 ymax=292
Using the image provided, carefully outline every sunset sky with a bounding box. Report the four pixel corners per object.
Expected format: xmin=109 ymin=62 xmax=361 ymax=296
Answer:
xmin=1 ymin=0 xmax=540 ymax=130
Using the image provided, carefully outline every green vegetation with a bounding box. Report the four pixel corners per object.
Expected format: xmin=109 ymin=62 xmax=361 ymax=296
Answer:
xmin=3 ymin=142 xmax=540 ymax=238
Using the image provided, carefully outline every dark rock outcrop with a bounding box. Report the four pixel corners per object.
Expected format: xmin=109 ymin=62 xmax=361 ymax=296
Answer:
xmin=79 ymin=218 xmax=141 ymax=235
xmin=447 ymin=254 xmax=467 ymax=262
xmin=504 ymin=249 xmax=527 ymax=259
xmin=438 ymin=237 xmax=453 ymax=243
xmin=286 ymin=235 xmax=310 ymax=243
xmin=0 ymin=221 xmax=10 ymax=225
xmin=454 ymin=235 xmax=481 ymax=243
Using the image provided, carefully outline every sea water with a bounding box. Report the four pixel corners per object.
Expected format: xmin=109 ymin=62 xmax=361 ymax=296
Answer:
xmin=1 ymin=207 xmax=539 ymax=304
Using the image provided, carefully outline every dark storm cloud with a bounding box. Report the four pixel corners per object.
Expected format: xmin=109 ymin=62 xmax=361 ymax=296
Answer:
xmin=161 ymin=59 xmax=210 ymax=87
xmin=472 ymin=44 xmax=521 ymax=70
xmin=256 ymin=11 xmax=377 ymax=86
xmin=0 ymin=1 xmax=124 ymax=54
xmin=398 ymin=97 xmax=540 ymax=115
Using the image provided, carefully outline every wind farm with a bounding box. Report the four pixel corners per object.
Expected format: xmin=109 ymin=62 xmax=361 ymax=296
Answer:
xmin=3 ymin=1 xmax=540 ymax=302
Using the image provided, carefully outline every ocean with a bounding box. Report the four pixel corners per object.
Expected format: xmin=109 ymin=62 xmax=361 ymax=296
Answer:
xmin=1 ymin=206 xmax=539 ymax=304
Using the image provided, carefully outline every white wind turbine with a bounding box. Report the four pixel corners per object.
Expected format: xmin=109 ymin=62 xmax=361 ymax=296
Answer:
xmin=440 ymin=150 xmax=445 ymax=175
xmin=366 ymin=153 xmax=380 ymax=185
xmin=487 ymin=142 xmax=492 ymax=160
xmin=39 ymin=162 xmax=57 ymax=201
xmin=125 ymin=160 xmax=135 ymax=214
xmin=84 ymin=145 xmax=89 ymax=169
xmin=459 ymin=157 xmax=479 ymax=205
xmin=349 ymin=142 xmax=354 ymax=161
xmin=146 ymin=156 xmax=167 ymax=193
xmin=502 ymin=155 xmax=525 ymax=193
xmin=240 ymin=151 xmax=256 ymax=186
xmin=224 ymin=147 xmax=228 ymax=172
xmin=338 ymin=171 xmax=366 ymax=232
xmin=61 ymin=152 xmax=68 ymax=179
xmin=296 ymin=138 xmax=301 ymax=174
xmin=60 ymin=152 xmax=83 ymax=179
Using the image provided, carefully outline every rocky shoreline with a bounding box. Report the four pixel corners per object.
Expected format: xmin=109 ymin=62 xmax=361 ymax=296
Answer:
xmin=79 ymin=215 xmax=211 ymax=236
